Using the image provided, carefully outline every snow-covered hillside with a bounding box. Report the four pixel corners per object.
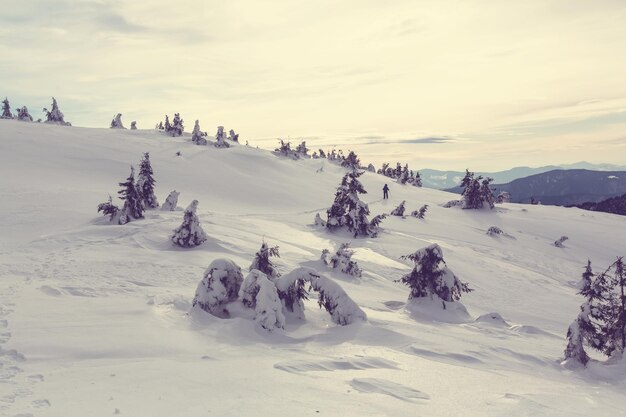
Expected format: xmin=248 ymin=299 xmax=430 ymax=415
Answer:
xmin=1 ymin=120 xmax=626 ymax=417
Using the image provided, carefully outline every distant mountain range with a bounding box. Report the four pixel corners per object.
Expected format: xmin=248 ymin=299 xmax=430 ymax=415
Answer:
xmin=420 ymin=161 xmax=626 ymax=189
xmin=446 ymin=169 xmax=626 ymax=206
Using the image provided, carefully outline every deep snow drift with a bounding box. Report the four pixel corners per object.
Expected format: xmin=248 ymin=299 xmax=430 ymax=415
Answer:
xmin=1 ymin=120 xmax=626 ymax=416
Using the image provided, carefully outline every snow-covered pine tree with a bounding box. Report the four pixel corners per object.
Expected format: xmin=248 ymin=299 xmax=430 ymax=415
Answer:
xmin=137 ymin=152 xmax=159 ymax=208
xmin=191 ymin=120 xmax=207 ymax=145
xmin=295 ymin=141 xmax=309 ymax=157
xmin=192 ymin=258 xmax=243 ymax=318
xmin=341 ymin=151 xmax=360 ymax=169
xmin=130 ymin=121 xmax=137 ymax=130
xmin=274 ymin=139 xmax=296 ymax=158
xmin=603 ymin=258 xmax=626 ymax=357
xmin=16 ymin=106 xmax=33 ymax=122
xmin=214 ymin=126 xmax=230 ymax=148
xmin=43 ymin=97 xmax=70 ymax=125
xmin=1 ymin=97 xmax=13 ymax=119
xmin=411 ymin=204 xmax=428 ymax=219
xmin=117 ymin=166 xmax=144 ymax=225
xmin=321 ymin=243 xmax=362 ymax=277
xmin=396 ymin=244 xmax=472 ymax=309
xmin=412 ymin=171 xmax=423 ymax=187
xmin=171 ymin=200 xmax=207 ymax=248
xmin=239 ymin=270 xmax=285 ymax=331
xmin=318 ymin=149 xmax=327 ymax=159
xmin=97 ymin=195 xmax=119 ymax=221
xmin=481 ymin=177 xmax=495 ymax=209
xmin=367 ymin=163 xmax=376 ymax=172
xmin=394 ymin=162 xmax=402 ymax=178
xmin=228 ymin=129 xmax=239 ymax=142
xmin=378 ymin=162 xmax=389 ymax=176
xmin=564 ymin=315 xmax=591 ymax=366
xmin=110 ymin=113 xmax=125 ymax=129
xmin=324 ymin=169 xmax=383 ymax=237
xmin=460 ymin=169 xmax=493 ymax=209
xmin=496 ymin=191 xmax=511 ymax=203
xmin=397 ymin=165 xmax=410 ymax=184
xmin=391 ymin=200 xmax=406 ymax=216
xmin=368 ymin=214 xmax=387 ymax=237
xmin=169 ymin=113 xmax=184 ymax=137
xmin=161 ymin=190 xmax=180 ymax=211
xmin=249 ymin=241 xmax=281 ymax=279
xmin=164 ymin=115 xmax=171 ymax=133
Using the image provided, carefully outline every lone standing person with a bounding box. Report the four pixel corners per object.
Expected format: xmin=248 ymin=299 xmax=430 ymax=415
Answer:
xmin=383 ymin=184 xmax=390 ymax=200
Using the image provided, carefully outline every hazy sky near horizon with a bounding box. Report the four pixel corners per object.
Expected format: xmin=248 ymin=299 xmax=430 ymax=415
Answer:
xmin=2 ymin=0 xmax=626 ymax=170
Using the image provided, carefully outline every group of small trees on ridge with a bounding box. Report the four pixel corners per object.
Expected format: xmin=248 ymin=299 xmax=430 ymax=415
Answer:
xmin=1 ymin=96 xmax=69 ymax=124
xmin=378 ymin=162 xmax=422 ymax=187
xmin=156 ymin=114 xmax=240 ymax=147
xmin=564 ymin=258 xmax=626 ymax=367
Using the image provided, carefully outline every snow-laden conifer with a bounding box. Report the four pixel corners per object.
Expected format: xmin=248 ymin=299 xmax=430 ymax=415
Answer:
xmin=161 ymin=190 xmax=180 ymax=211
xmin=391 ymin=201 xmax=406 ymax=217
xmin=117 ymin=166 xmax=144 ymax=225
xmin=1 ymin=97 xmax=13 ymax=119
xmin=396 ymin=244 xmax=472 ymax=309
xmin=367 ymin=163 xmax=376 ymax=172
xmin=130 ymin=121 xmax=137 ymax=130
xmin=16 ymin=106 xmax=33 ymax=122
xmin=411 ymin=204 xmax=428 ymax=219
xmin=240 ymin=270 xmax=285 ymax=331
xmin=274 ymin=139 xmax=297 ymax=158
xmin=97 ymin=195 xmax=119 ymax=221
xmin=341 ymin=151 xmax=360 ymax=169
xmin=321 ymin=243 xmax=362 ymax=277
xmin=137 ymin=152 xmax=159 ymax=208
xmin=214 ymin=126 xmax=230 ymax=148
xmin=460 ymin=169 xmax=493 ymax=209
xmin=43 ymin=97 xmax=70 ymax=125
xmin=191 ymin=120 xmax=207 ymax=145
xmin=228 ymin=129 xmax=239 ymax=142
xmin=110 ymin=113 xmax=125 ymax=129
xmin=192 ymin=258 xmax=243 ymax=318
xmin=249 ymin=242 xmax=281 ymax=279
xmin=169 ymin=113 xmax=184 ymax=137
xmin=171 ymin=200 xmax=207 ymax=248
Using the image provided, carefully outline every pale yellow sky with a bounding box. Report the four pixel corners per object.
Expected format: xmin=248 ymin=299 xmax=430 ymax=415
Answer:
xmin=1 ymin=0 xmax=626 ymax=170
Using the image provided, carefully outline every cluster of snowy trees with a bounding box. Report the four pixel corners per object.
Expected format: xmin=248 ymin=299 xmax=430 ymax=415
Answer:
xmin=460 ymin=169 xmax=494 ymax=209
xmin=316 ymin=169 xmax=386 ymax=238
xmin=378 ymin=162 xmax=422 ymax=187
xmin=564 ymin=258 xmax=626 ymax=367
xmin=97 ymin=153 xmax=159 ymax=224
xmin=156 ymin=115 xmax=239 ymax=147
xmin=110 ymin=113 xmax=137 ymax=130
xmin=1 ymin=97 xmax=70 ymax=124
xmin=192 ymin=242 xmax=367 ymax=331
xmin=321 ymin=243 xmax=362 ymax=277
xmin=389 ymin=201 xmax=428 ymax=219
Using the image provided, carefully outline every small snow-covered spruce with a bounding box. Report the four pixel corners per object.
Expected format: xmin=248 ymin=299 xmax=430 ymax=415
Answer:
xmin=411 ymin=171 xmax=423 ymax=187
xmin=249 ymin=242 xmax=281 ymax=279
xmin=191 ymin=120 xmax=206 ymax=145
xmin=161 ymin=190 xmax=180 ymax=211
xmin=168 ymin=113 xmax=184 ymax=137
xmin=130 ymin=121 xmax=137 ymax=130
xmin=295 ymin=141 xmax=309 ymax=157
xmin=396 ymin=244 xmax=472 ymax=309
xmin=164 ymin=116 xmax=171 ymax=131
xmin=318 ymin=149 xmax=327 ymax=159
xmin=554 ymin=236 xmax=569 ymax=248
xmin=341 ymin=151 xmax=360 ymax=169
xmin=411 ymin=204 xmax=428 ymax=219
xmin=563 ymin=261 xmax=597 ymax=367
xmin=97 ymin=195 xmax=119 ymax=221
xmin=600 ymin=257 xmax=626 ymax=357
xmin=274 ymin=267 xmax=367 ymax=325
xmin=16 ymin=106 xmax=33 ymax=122
xmin=192 ymin=259 xmax=243 ymax=318
xmin=110 ymin=113 xmax=125 ymax=129
xmin=1 ymin=97 xmax=13 ymax=119
xmin=214 ymin=126 xmax=230 ymax=148
xmin=43 ymin=97 xmax=70 ymax=125
xmin=496 ymin=191 xmax=511 ymax=204
xmin=324 ymin=169 xmax=385 ymax=238
xmin=240 ymin=270 xmax=285 ymax=331
xmin=274 ymin=139 xmax=297 ymax=159
xmin=228 ymin=129 xmax=239 ymax=142
xmin=367 ymin=163 xmax=376 ymax=172
xmin=321 ymin=243 xmax=362 ymax=277
xmin=390 ymin=200 xmax=406 ymax=217
xmin=137 ymin=152 xmax=159 ymax=209
xmin=397 ymin=165 xmax=410 ymax=184
xmin=460 ymin=169 xmax=494 ymax=209
xmin=117 ymin=166 xmax=144 ymax=225
xmin=171 ymin=200 xmax=207 ymax=248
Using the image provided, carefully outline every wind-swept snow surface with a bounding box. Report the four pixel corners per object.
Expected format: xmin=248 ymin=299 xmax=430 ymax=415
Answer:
xmin=1 ymin=120 xmax=626 ymax=416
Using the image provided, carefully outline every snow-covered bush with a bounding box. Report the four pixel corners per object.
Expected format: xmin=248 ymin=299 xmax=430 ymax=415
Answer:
xmin=324 ymin=170 xmax=385 ymax=238
xmin=192 ymin=258 xmax=244 ymax=318
xmin=162 ymin=190 xmax=180 ymax=211
xmin=295 ymin=141 xmax=309 ymax=158
xmin=442 ymin=200 xmax=462 ymax=208
xmin=110 ymin=113 xmax=125 ymax=129
xmin=249 ymin=242 xmax=281 ymax=279
xmin=137 ymin=152 xmax=159 ymax=208
xmin=171 ymin=200 xmax=207 ymax=248
xmin=496 ymin=191 xmax=511 ymax=204
xmin=274 ymin=139 xmax=298 ymax=159
xmin=460 ymin=169 xmax=494 ymax=209
xmin=411 ymin=204 xmax=428 ymax=219
xmin=486 ymin=226 xmax=504 ymax=236
xmin=191 ymin=120 xmax=207 ymax=145
xmin=240 ymin=270 xmax=285 ymax=331
xmin=367 ymin=163 xmax=376 ymax=172
xmin=16 ymin=106 xmax=33 ymax=122
xmin=214 ymin=126 xmax=230 ymax=148
xmin=411 ymin=171 xmax=423 ymax=187
xmin=1 ymin=97 xmax=13 ymax=119
xmin=396 ymin=244 xmax=472 ymax=309
xmin=321 ymin=243 xmax=362 ymax=277
xmin=274 ymin=267 xmax=367 ymax=325
xmin=43 ymin=97 xmax=70 ymax=126
xmin=397 ymin=165 xmax=410 ymax=184
xmin=117 ymin=166 xmax=144 ymax=225
xmin=228 ymin=129 xmax=239 ymax=143
xmin=97 ymin=195 xmax=119 ymax=221
xmin=130 ymin=121 xmax=137 ymax=130
xmin=390 ymin=201 xmax=406 ymax=217
xmin=554 ymin=236 xmax=569 ymax=248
